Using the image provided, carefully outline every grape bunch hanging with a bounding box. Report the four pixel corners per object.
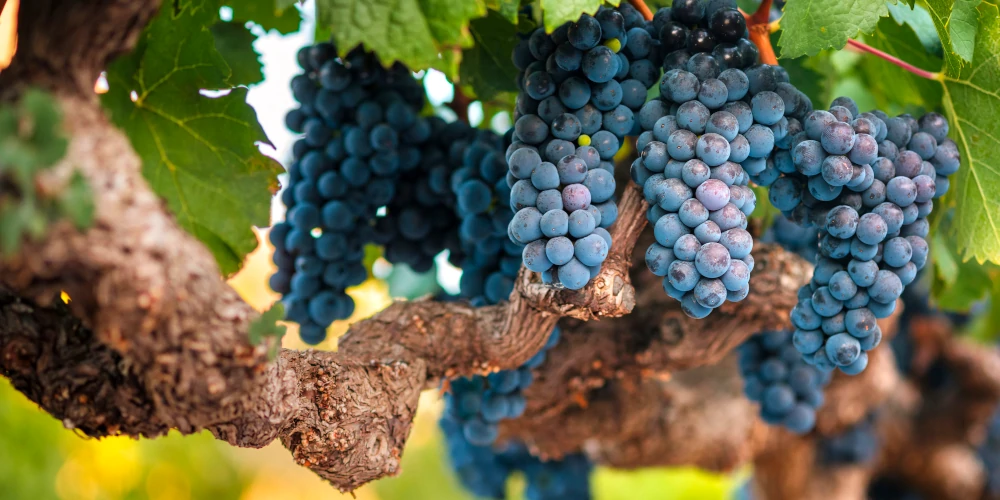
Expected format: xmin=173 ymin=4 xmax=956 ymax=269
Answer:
xmin=758 ymin=97 xmax=960 ymax=375
xmin=505 ymin=5 xmax=656 ymax=289
xmin=630 ymin=3 xmax=813 ymax=318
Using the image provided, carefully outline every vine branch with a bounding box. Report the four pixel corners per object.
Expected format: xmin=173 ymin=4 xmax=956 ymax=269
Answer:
xmin=846 ymin=38 xmax=942 ymax=81
xmin=628 ymin=0 xmax=653 ymax=21
xmin=741 ymin=0 xmax=778 ymax=65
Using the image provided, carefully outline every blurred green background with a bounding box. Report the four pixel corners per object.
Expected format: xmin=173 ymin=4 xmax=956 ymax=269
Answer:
xmin=0 ymin=231 xmax=746 ymax=500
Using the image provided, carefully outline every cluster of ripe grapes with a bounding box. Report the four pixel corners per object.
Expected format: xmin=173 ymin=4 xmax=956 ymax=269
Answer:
xmin=505 ymin=4 xmax=656 ymax=289
xmin=759 ymin=98 xmax=960 ymax=375
xmin=632 ymin=40 xmax=813 ymax=316
xmin=272 ymin=42 xmax=430 ymax=344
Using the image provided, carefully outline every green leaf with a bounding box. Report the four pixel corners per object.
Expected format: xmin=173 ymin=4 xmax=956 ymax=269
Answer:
xmin=0 ymin=89 xmax=91 ymax=255
xmin=886 ymin=2 xmax=943 ymax=55
xmin=225 ymin=0 xmax=301 ymax=34
xmin=102 ymin=0 xmax=282 ymax=275
xmin=949 ymin=0 xmax=981 ymax=62
xmin=59 ymin=172 xmax=95 ymax=230
xmin=486 ymin=0 xmax=521 ymax=23
xmin=932 ymin=240 xmax=995 ymax=310
xmin=316 ymin=0 xmax=486 ymax=74
xmin=933 ymin=1 xmax=1000 ymax=264
xmin=248 ymin=302 xmax=287 ymax=360
xmin=859 ymin=15 xmax=943 ymax=110
xmin=778 ymin=0 xmax=890 ymax=58
xmin=211 ymin=21 xmax=265 ymax=86
xmin=932 ymin=231 xmax=960 ymax=287
xmin=539 ymin=0 xmax=619 ymax=32
xmin=460 ymin=11 xmax=520 ymax=100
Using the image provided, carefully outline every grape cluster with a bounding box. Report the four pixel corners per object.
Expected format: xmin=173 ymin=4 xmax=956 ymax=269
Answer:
xmin=766 ymin=99 xmax=961 ymax=375
xmin=373 ymin=117 xmax=468 ymax=273
xmin=443 ymin=327 xmax=560 ymax=446
xmin=819 ymin=412 xmax=880 ymax=465
xmin=454 ymin=129 xmax=524 ymax=305
xmin=738 ymin=329 xmax=831 ymax=434
xmin=652 ymin=0 xmax=760 ymax=73
xmin=506 ymin=4 xmax=654 ymax=289
xmin=520 ymin=450 xmax=593 ymax=500
xmin=633 ymin=61 xmax=812 ymax=317
xmin=439 ymin=435 xmax=592 ymax=500
xmin=272 ymin=42 xmax=431 ymax=344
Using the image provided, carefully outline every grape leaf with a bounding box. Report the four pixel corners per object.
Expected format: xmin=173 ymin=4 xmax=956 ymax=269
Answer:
xmin=225 ymin=0 xmax=301 ymax=34
xmin=886 ymin=2 xmax=943 ymax=56
xmin=248 ymin=302 xmax=287 ymax=360
xmin=539 ymin=0 xmax=620 ymax=32
xmin=315 ymin=0 xmax=485 ymax=74
xmin=928 ymin=1 xmax=1000 ymax=264
xmin=211 ymin=21 xmax=265 ymax=86
xmin=486 ymin=0 xmax=521 ymax=23
xmin=460 ymin=11 xmax=520 ymax=100
xmin=101 ymin=0 xmax=282 ymax=275
xmin=777 ymin=0 xmax=890 ymax=58
xmin=949 ymin=0 xmax=982 ymax=62
xmin=860 ymin=16 xmax=943 ymax=109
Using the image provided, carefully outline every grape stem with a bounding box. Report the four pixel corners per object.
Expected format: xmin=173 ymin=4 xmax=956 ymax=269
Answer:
xmin=740 ymin=0 xmax=779 ymax=66
xmin=845 ymin=38 xmax=942 ymax=81
xmin=628 ymin=0 xmax=654 ymax=21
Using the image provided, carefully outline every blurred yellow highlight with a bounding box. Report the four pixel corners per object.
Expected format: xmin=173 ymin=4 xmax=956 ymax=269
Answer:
xmin=0 ymin=0 xmax=17 ymax=69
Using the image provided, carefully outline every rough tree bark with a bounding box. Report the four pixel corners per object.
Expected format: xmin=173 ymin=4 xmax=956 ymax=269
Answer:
xmin=3 ymin=1 xmax=1000 ymax=498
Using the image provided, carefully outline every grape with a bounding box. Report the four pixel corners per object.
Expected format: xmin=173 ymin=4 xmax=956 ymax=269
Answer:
xmin=745 ymin=124 xmax=775 ymax=158
xmin=848 ymin=133 xmax=878 ymax=165
xmin=510 ymin=207 xmax=544 ymax=244
xmin=869 ymin=270 xmax=903 ymax=304
xmin=722 ymin=101 xmax=753 ymax=135
xmin=661 ymin=70 xmax=701 ymax=103
xmin=695 ymin=178 xmax=731 ymax=211
xmin=705 ymin=114 xmax=740 ymax=147
xmin=694 ymin=242 xmax=732 ymax=279
xmin=562 ymin=184 xmax=592 ymax=211
xmin=540 ymin=209 xmax=570 ymax=238
xmin=751 ymin=91 xmax=785 ymax=126
xmin=719 ymin=228 xmax=753 ymax=259
xmin=908 ymin=131 xmax=938 ymax=160
xmin=536 ymin=189 xmax=564 ymax=213
xmin=514 ymin=114 xmax=549 ymax=144
xmin=667 ymin=129 xmax=699 ymax=161
xmin=556 ymin=155 xmax=588 ymax=184
xmin=545 ymin=237 xmax=575 ymax=265
xmin=568 ymin=14 xmax=602 ymax=50
xmin=568 ymin=209 xmax=598 ymax=238
xmin=696 ymin=133 xmax=732 ymax=166
xmin=575 ymin=233 xmax=610 ymax=266
xmin=645 ymin=244 xmax=676 ymax=276
xmin=603 ymin=105 xmax=635 ymax=137
xmin=825 ymin=333 xmax=861 ymax=366
xmin=582 ymin=46 xmax=618 ymax=83
xmin=886 ymin=176 xmax=917 ymax=207
xmin=882 ymin=237 xmax=913 ymax=268
xmin=709 ymin=8 xmax=747 ymax=42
